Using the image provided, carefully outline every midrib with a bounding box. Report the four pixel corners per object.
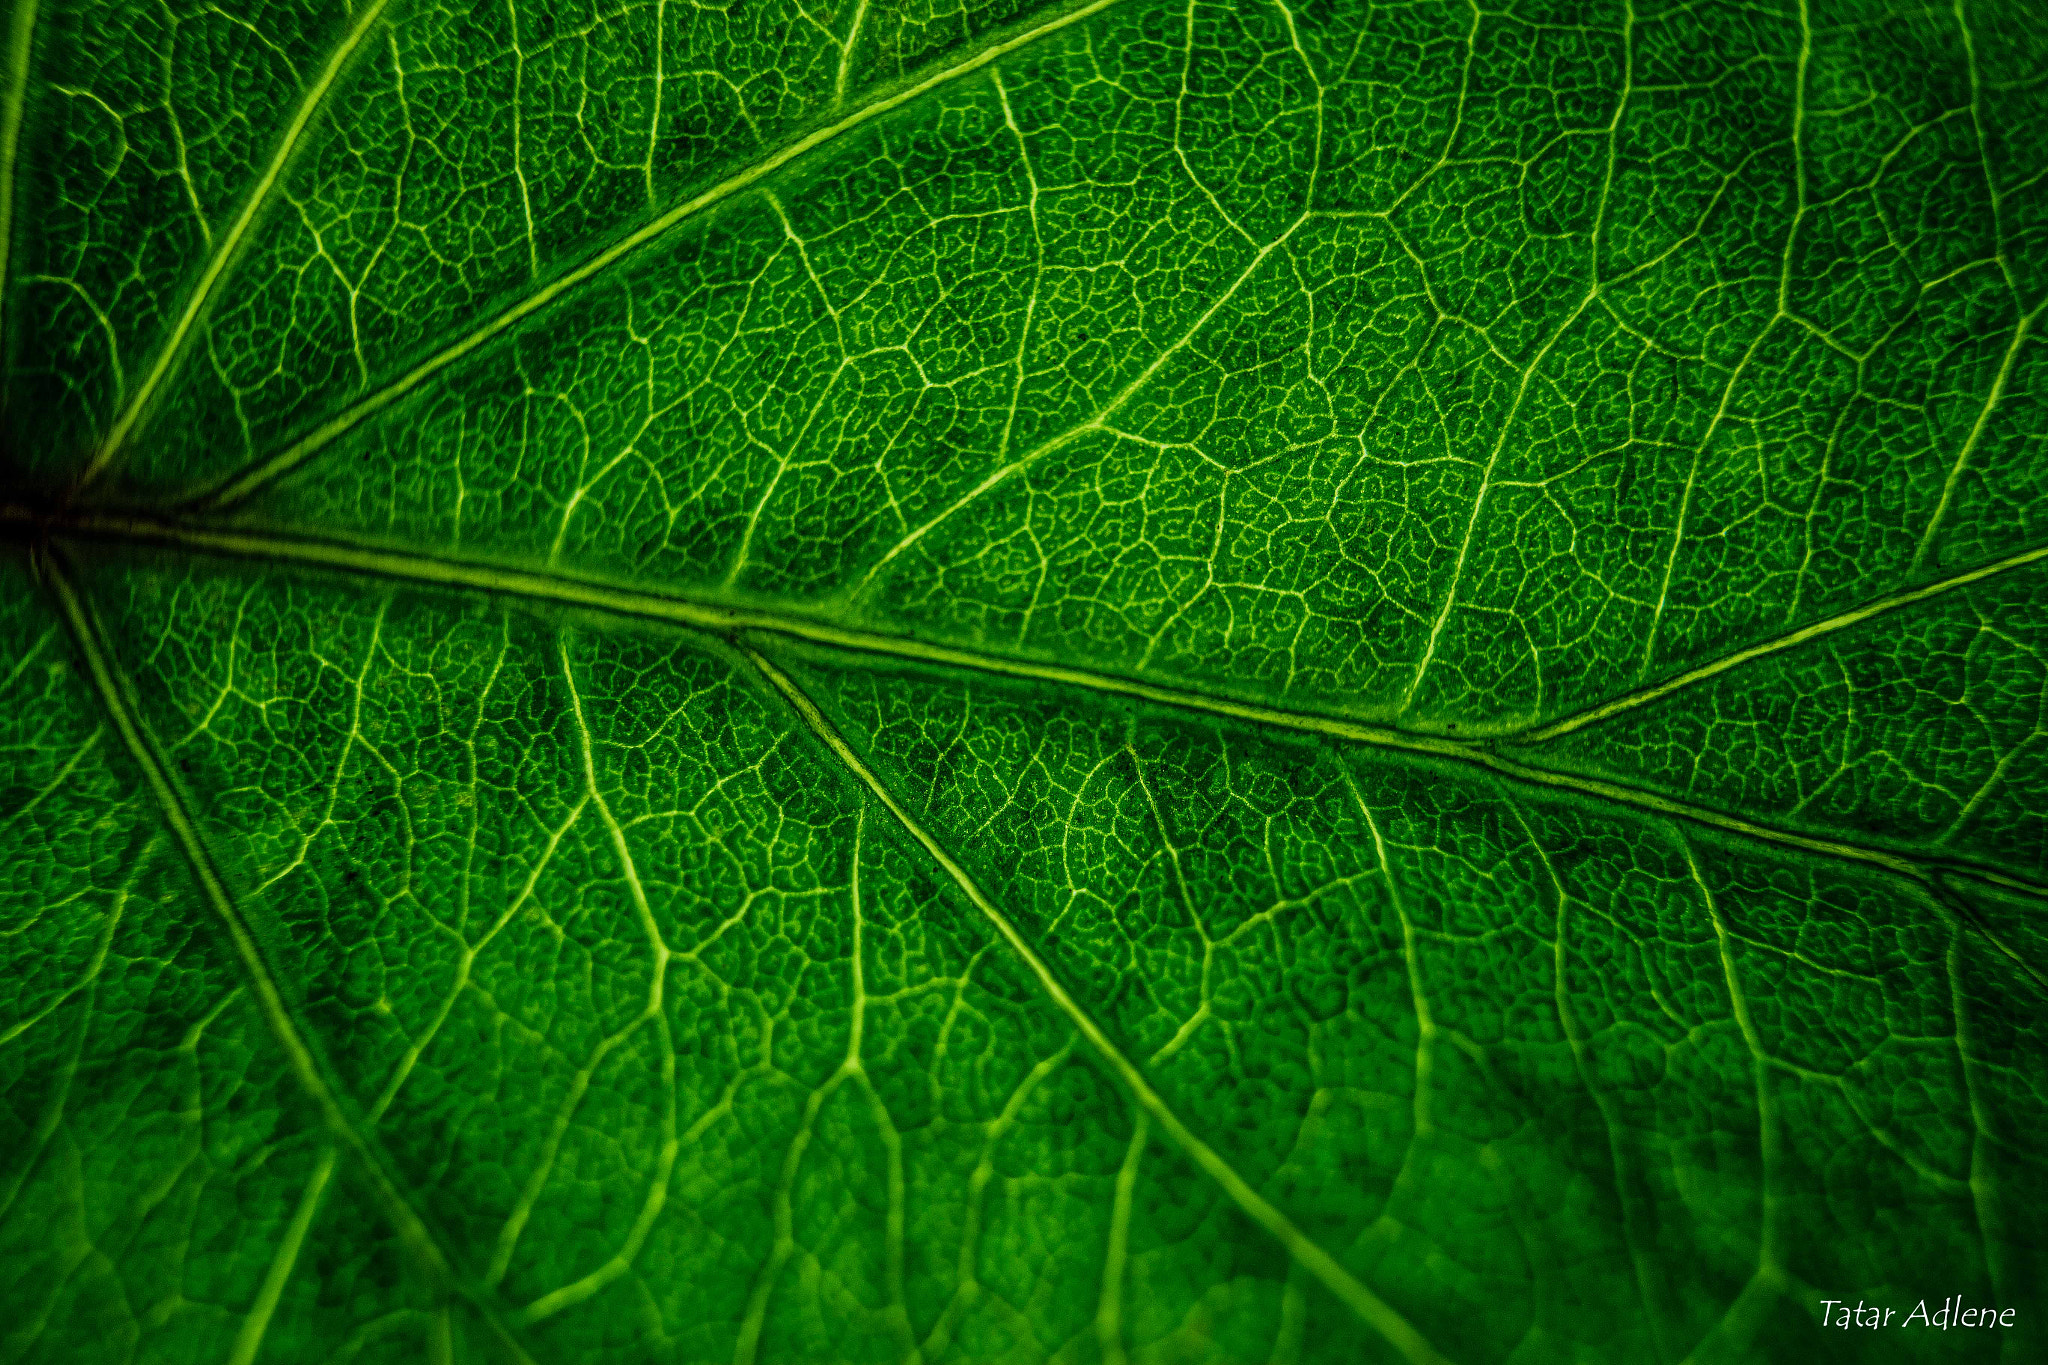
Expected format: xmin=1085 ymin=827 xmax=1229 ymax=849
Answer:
xmin=16 ymin=502 xmax=2046 ymax=904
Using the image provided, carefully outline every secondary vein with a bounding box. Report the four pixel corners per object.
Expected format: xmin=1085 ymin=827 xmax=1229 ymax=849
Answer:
xmin=742 ymin=644 xmax=1453 ymax=1365
xmin=81 ymin=0 xmax=399 ymax=488
xmin=0 ymin=0 xmax=38 ymax=359
xmin=183 ymin=0 xmax=1130 ymax=514
xmin=1511 ymin=538 xmax=2048 ymax=745
xmin=1911 ymin=302 xmax=2042 ymax=575
xmin=40 ymin=549 xmax=539 ymax=1365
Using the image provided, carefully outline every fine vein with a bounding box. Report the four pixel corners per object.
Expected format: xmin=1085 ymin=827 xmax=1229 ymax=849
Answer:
xmin=742 ymin=645 xmax=1452 ymax=1365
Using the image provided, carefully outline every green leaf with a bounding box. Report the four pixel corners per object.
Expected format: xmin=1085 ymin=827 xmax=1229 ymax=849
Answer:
xmin=2 ymin=0 xmax=2044 ymax=1361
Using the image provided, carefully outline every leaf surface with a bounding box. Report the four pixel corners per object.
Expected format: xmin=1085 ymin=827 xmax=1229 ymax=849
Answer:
xmin=2 ymin=1 xmax=2045 ymax=1362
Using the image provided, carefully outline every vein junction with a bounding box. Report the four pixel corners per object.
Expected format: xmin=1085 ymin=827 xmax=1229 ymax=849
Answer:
xmin=14 ymin=502 xmax=2045 ymax=904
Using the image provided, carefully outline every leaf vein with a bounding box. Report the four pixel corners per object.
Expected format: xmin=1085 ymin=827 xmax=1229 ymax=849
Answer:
xmin=742 ymin=643 xmax=1452 ymax=1365
xmin=20 ymin=506 xmax=2046 ymax=900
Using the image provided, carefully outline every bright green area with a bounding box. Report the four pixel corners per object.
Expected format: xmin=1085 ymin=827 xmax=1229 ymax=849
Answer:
xmin=1 ymin=0 xmax=2044 ymax=1362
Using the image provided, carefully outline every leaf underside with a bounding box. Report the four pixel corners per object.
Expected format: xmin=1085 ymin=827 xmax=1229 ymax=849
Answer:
xmin=1 ymin=1 xmax=2044 ymax=1363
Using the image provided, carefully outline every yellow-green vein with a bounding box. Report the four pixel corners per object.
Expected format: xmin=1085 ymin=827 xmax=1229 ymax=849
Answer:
xmin=1912 ymin=302 xmax=2041 ymax=575
xmin=82 ymin=0 xmax=398 ymax=485
xmin=226 ymin=1146 xmax=339 ymax=1365
xmin=0 ymin=0 xmax=37 ymax=351
xmin=1676 ymin=833 xmax=1789 ymax=1365
xmin=40 ymin=550 xmax=538 ymax=1365
xmin=19 ymin=504 xmax=2046 ymax=901
xmin=183 ymin=0 xmax=1130 ymax=513
xmin=1511 ymin=537 xmax=2048 ymax=745
xmin=742 ymin=643 xmax=1453 ymax=1365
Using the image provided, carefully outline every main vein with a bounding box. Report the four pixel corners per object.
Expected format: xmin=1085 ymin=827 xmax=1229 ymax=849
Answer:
xmin=81 ymin=0 xmax=399 ymax=487
xmin=41 ymin=551 xmax=538 ymax=1365
xmin=743 ymin=645 xmax=1452 ymax=1365
xmin=20 ymin=505 xmax=2044 ymax=902
xmin=183 ymin=0 xmax=1129 ymax=514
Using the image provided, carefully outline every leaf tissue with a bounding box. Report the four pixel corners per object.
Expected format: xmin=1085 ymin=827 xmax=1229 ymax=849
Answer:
xmin=1 ymin=0 xmax=2043 ymax=1361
